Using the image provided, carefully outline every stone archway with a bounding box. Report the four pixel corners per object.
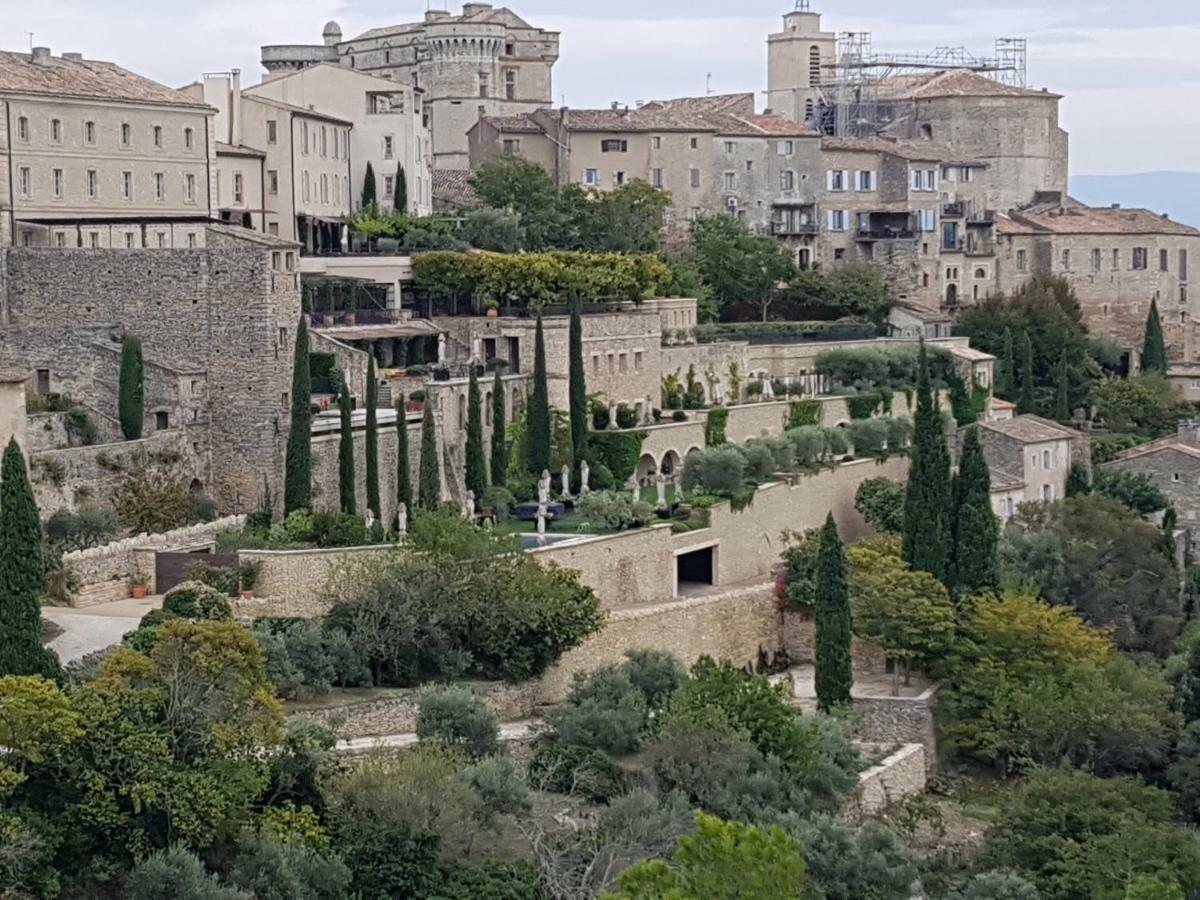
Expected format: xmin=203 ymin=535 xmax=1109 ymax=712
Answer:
xmin=661 ymin=449 xmax=682 ymax=476
xmin=635 ymin=453 xmax=658 ymax=486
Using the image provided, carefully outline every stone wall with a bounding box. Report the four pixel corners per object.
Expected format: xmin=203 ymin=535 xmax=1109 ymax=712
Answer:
xmin=853 ymin=684 xmax=940 ymax=767
xmin=237 ymin=544 xmax=398 ymax=619
xmin=309 ymin=411 xmax=415 ymax=529
xmin=63 ymin=514 xmax=246 ymax=607
xmin=530 ymin=525 xmax=678 ymax=610
xmin=845 ymin=743 xmax=928 ymax=820
xmin=781 ymin=610 xmax=888 ymax=676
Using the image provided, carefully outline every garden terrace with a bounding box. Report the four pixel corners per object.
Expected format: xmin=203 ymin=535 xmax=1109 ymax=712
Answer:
xmin=695 ymin=319 xmax=881 ymax=346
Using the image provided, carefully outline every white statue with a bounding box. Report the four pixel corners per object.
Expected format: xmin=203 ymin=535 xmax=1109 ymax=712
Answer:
xmin=608 ymin=399 xmax=619 ymax=430
xmin=364 ymin=508 xmax=376 ymax=530
xmin=762 ymin=378 xmax=775 ymax=401
xmin=538 ymin=470 xmax=551 ymax=505
xmin=644 ymin=396 xmax=655 ymax=425
xmin=673 ymin=472 xmax=683 ymax=501
xmin=580 ymin=460 xmax=591 ymax=495
xmin=714 ymin=382 xmax=726 ymax=404
xmin=396 ymin=502 xmax=408 ymax=535
xmin=629 ymin=477 xmax=639 ymax=503
xmin=655 ymin=473 xmax=668 ymax=510
xmin=463 ymin=490 xmax=476 ymax=520
xmin=437 ymin=332 xmax=447 ymax=364
xmin=561 ymin=464 xmax=571 ymax=499
xmin=536 ymin=502 xmax=548 ymax=536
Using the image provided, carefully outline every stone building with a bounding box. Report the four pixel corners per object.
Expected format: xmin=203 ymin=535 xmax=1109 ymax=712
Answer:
xmin=0 ymin=47 xmax=215 ymax=249
xmin=975 ymin=414 xmax=1087 ymax=519
xmin=1103 ymin=422 xmax=1200 ymax=548
xmin=244 ymin=64 xmax=433 ymax=216
xmin=183 ymin=74 xmax=352 ymax=250
xmin=765 ymin=5 xmax=836 ymax=126
xmin=994 ymin=198 xmax=1200 ymax=368
xmin=0 ymin=223 xmax=302 ymax=512
xmin=260 ymin=4 xmax=559 ymax=170
xmin=468 ymin=94 xmax=820 ymax=239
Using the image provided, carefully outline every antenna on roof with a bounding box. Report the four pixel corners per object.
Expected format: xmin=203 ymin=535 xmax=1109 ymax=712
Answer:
xmin=706 ymin=73 xmax=713 ymax=95
xmin=26 ymin=32 xmax=34 ymax=51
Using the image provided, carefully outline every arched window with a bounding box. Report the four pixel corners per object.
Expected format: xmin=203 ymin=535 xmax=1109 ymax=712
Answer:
xmin=974 ymin=268 xmax=987 ymax=279
xmin=946 ymin=283 xmax=958 ymax=306
xmin=920 ymin=123 xmax=933 ymax=139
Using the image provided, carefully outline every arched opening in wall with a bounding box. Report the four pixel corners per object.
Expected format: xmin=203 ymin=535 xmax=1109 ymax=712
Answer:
xmin=661 ymin=450 xmax=681 ymax=477
xmin=189 ymin=478 xmax=203 ymax=496
xmin=458 ymin=393 xmax=466 ymax=430
xmin=945 ymin=283 xmax=958 ymax=307
xmin=798 ymin=247 xmax=812 ymax=270
xmin=485 ymin=391 xmax=492 ymax=427
xmin=973 ymin=285 xmax=980 ymax=300
xmin=635 ymin=453 xmax=658 ymax=486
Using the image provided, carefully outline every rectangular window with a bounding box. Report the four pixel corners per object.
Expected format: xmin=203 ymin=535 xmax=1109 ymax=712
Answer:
xmin=827 ymin=169 xmax=846 ymax=191
xmin=614 ymin=171 xmax=626 ymax=186
xmin=153 ymin=125 xmax=162 ymax=148
xmin=267 ymin=120 xmax=277 ymax=144
xmin=827 ymin=209 xmax=846 ymax=231
xmin=185 ymin=174 xmax=195 ymax=202
xmin=619 ymin=353 xmax=628 ymax=374
xmin=651 ymin=168 xmax=663 ymax=189
xmin=54 ymin=232 xmax=65 ymax=248
xmin=1061 ymin=249 xmax=1071 ymax=270
xmin=724 ymin=141 xmax=735 ymax=153
xmin=157 ymin=232 xmax=166 ymax=248
xmin=634 ymin=351 xmax=643 ymax=372
xmin=582 ymin=169 xmax=599 ymax=186
xmin=320 ymin=126 xmax=327 ymax=157
xmin=600 ymin=139 xmax=628 ymax=153
xmin=505 ymin=70 xmax=516 ymax=100
xmin=121 ymin=122 xmax=131 ymax=146
xmin=780 ymin=170 xmax=795 ymax=191
xmin=1041 ymin=484 xmax=1053 ymax=501
xmin=302 ymin=122 xmax=309 ymax=155
xmin=690 ymin=168 xmax=701 ymax=188
xmin=233 ymin=172 xmax=243 ymax=203
xmin=1016 ymin=249 xmax=1027 ymax=272
xmin=1161 ymin=249 xmax=1170 ymax=272
xmin=689 ymin=136 xmax=699 ymax=150
xmin=89 ymin=232 xmax=99 ymax=248
xmin=154 ymin=172 xmax=165 ymax=200
xmin=17 ymin=167 xmax=30 ymax=198
xmin=502 ymin=139 xmax=520 ymax=155
xmin=184 ymin=127 xmax=194 ymax=150
xmin=50 ymin=118 xmax=61 ymax=143
xmin=1132 ymin=247 xmax=1148 ymax=270
xmin=652 ymin=136 xmax=662 ymax=150
xmin=267 ymin=170 xmax=278 ymax=194
xmin=923 ymin=169 xmax=937 ymax=190
xmin=51 ymin=168 xmax=63 ymax=199
xmin=1091 ymin=248 xmax=1101 ymax=272
xmin=124 ymin=233 xmax=135 ymax=249
xmin=187 ymin=233 xmax=197 ymax=249
xmin=1042 ymin=449 xmax=1051 ymax=468
xmin=911 ymin=169 xmax=921 ymax=191
xmin=122 ymin=171 xmax=133 ymax=199
xmin=384 ymin=176 xmax=394 ymax=197
xmin=723 ymin=172 xmax=736 ymax=191
xmin=777 ymin=140 xmax=793 ymax=155
xmin=85 ymin=169 xmax=97 ymax=199
xmin=1182 ymin=249 xmax=1189 ymax=281
xmin=856 ymin=170 xmax=875 ymax=191
xmin=1112 ymin=248 xmax=1120 ymax=269
xmin=383 ymin=135 xmax=394 ymax=159
xmin=84 ymin=121 xmax=95 ymax=144
xmin=16 ymin=116 xmax=28 ymax=141
xmin=920 ymin=209 xmax=936 ymax=232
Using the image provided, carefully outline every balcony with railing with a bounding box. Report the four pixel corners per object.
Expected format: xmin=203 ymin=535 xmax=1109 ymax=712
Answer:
xmin=770 ymin=203 xmax=819 ymax=237
xmin=856 ymin=212 xmax=919 ymax=242
xmin=942 ymin=201 xmax=966 ymax=219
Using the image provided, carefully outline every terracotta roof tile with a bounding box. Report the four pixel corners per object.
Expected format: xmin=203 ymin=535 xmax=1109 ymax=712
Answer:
xmin=908 ymin=69 xmax=1061 ymax=100
xmin=0 ymin=49 xmax=211 ymax=109
xmin=432 ymin=168 xmax=477 ymax=209
xmin=1004 ymin=206 xmax=1200 ymax=237
xmin=821 ymin=135 xmax=958 ymax=162
xmin=979 ymin=414 xmax=1079 ymax=444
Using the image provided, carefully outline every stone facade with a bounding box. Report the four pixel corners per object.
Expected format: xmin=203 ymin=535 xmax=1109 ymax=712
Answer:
xmin=238 ymin=544 xmax=399 ymax=619
xmin=976 ymin=414 xmax=1086 ymax=518
xmin=845 ymin=743 xmax=928 ymax=819
xmin=1103 ymin=424 xmax=1200 ymax=550
xmin=0 ymin=224 xmax=302 ymax=513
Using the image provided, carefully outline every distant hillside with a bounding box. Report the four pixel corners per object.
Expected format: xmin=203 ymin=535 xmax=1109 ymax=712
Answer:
xmin=1069 ymin=172 xmax=1200 ymax=228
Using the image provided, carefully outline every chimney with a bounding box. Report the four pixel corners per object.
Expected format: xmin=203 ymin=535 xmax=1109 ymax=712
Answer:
xmin=1111 ymin=203 xmax=1121 ymax=209
xmin=230 ymin=69 xmax=242 ymax=147
xmin=424 ymin=9 xmax=451 ymax=22
xmin=62 ymin=52 xmax=82 ymax=61
xmin=610 ymin=101 xmax=618 ymax=111
xmin=30 ymin=47 xmax=51 ymax=66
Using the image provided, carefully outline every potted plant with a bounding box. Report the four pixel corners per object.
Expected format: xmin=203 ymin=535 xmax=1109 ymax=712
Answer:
xmin=237 ymin=559 xmax=262 ymax=600
xmin=320 ymin=285 xmax=336 ymax=326
xmin=343 ymin=285 xmax=359 ymax=325
xmin=483 ymin=298 xmax=500 ymax=318
xmin=130 ymin=571 xmax=149 ymax=599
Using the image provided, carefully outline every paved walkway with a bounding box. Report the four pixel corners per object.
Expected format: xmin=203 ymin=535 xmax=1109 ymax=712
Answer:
xmin=336 ymin=719 xmax=540 ymax=754
xmin=42 ymin=596 xmax=162 ymax=664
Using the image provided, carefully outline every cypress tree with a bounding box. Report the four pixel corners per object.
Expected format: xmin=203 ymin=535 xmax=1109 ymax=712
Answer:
xmin=950 ymin=427 xmax=999 ymax=595
xmin=117 ymin=334 xmax=144 ymax=440
xmin=1054 ymin=350 xmax=1070 ymax=422
xmin=361 ymin=161 xmax=377 ymax=208
xmin=1143 ymin=298 xmax=1168 ymax=374
xmin=999 ymin=326 xmax=1015 ymax=399
xmin=902 ymin=340 xmax=952 ymax=582
xmin=527 ymin=312 xmax=551 ymax=475
xmin=394 ymin=163 xmax=407 ymax=213
xmin=365 ymin=355 xmax=381 ymax=519
xmin=337 ymin=373 xmax=356 ymax=515
xmin=395 ymin=393 xmax=413 ymax=515
xmin=465 ymin=366 xmax=487 ymax=499
xmin=568 ymin=303 xmax=588 ymax=468
xmin=1017 ymin=331 xmax=1036 ymax=414
xmin=418 ymin=403 xmax=440 ymax=509
xmin=814 ymin=512 xmax=852 ymax=712
xmin=284 ymin=317 xmax=313 ymax=514
xmin=491 ymin=370 xmax=508 ymax=488
xmin=1066 ymin=461 xmax=1091 ymax=497
xmin=0 ymin=439 xmax=59 ymax=678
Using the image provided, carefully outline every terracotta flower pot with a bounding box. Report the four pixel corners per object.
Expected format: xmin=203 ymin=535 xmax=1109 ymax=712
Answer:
xmin=486 ymin=307 xmax=499 ymax=318
xmin=130 ymin=583 xmax=148 ymax=599
xmin=239 ymin=589 xmax=255 ymax=600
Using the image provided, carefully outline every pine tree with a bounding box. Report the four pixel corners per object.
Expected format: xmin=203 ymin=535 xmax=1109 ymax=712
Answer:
xmin=1142 ymin=298 xmax=1168 ymax=374
xmin=337 ymin=373 xmax=356 ymax=515
xmin=950 ymin=427 xmax=999 ymax=595
xmin=999 ymin=326 xmax=1015 ymax=399
xmin=0 ymin=439 xmax=59 ymax=678
xmin=527 ymin=312 xmax=551 ymax=475
xmin=284 ymin=317 xmax=313 ymax=514
xmin=491 ymin=370 xmax=508 ymax=488
xmin=902 ymin=340 xmax=952 ymax=582
xmin=365 ymin=355 xmax=381 ymax=519
xmin=1054 ymin=350 xmax=1071 ymax=422
xmin=395 ymin=393 xmax=413 ymax=515
xmin=361 ymin=161 xmax=377 ymax=208
xmin=465 ymin=366 xmax=487 ymax=499
xmin=814 ymin=512 xmax=852 ymax=712
xmin=394 ymin=163 xmax=407 ymax=213
xmin=418 ymin=403 xmax=440 ymax=509
xmin=117 ymin=334 xmax=144 ymax=440
xmin=1018 ymin=331 xmax=1036 ymax=414
xmin=568 ymin=303 xmax=588 ymax=469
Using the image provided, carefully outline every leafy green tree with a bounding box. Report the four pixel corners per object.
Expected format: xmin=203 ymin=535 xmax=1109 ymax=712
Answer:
xmin=902 ymin=341 xmax=951 ymax=582
xmin=393 ymin=163 xmax=407 ymax=212
xmin=418 ymin=403 xmax=440 ymax=509
xmin=952 ymin=427 xmax=999 ymax=594
xmin=604 ymin=811 xmax=807 ymax=900
xmin=1066 ymin=461 xmax=1091 ymax=496
xmin=469 ymin=156 xmax=563 ymax=250
xmin=999 ymin=326 xmax=1016 ymax=399
xmin=1125 ymin=876 xmax=1185 ymax=900
xmin=568 ymin=180 xmax=671 ymax=254
xmin=815 ymin=513 xmax=852 ymax=711
xmin=365 ymin=355 xmax=381 ymax=519
xmin=395 ymin=394 xmax=413 ymax=516
xmin=118 ymin=333 xmax=145 ymax=440
xmin=690 ymin=214 xmax=796 ymax=321
xmin=527 ymin=312 xmax=551 ymax=475
xmin=791 ymin=816 xmax=920 ymax=900
xmin=416 ymin=685 xmax=500 ymax=760
xmin=1018 ymin=330 xmax=1036 ymax=414
xmin=465 ymin=366 xmax=487 ymax=499
xmin=336 ymin=373 xmax=355 ymax=515
xmin=490 ymin=370 xmax=507 ymax=488
xmin=461 ymin=207 xmax=525 ymax=252
xmin=1092 ymin=373 xmax=1192 ymax=436
xmin=1143 ymin=298 xmax=1168 ymax=374
xmin=0 ymin=440 xmax=58 ymax=678
xmin=284 ymin=316 xmax=312 ymax=514
xmin=124 ymin=846 xmax=243 ymax=900
xmin=569 ymin=303 xmax=588 ymax=469
xmin=854 ymin=478 xmax=905 ymax=533
xmin=950 ymin=871 xmax=1041 ymax=900
xmin=1055 ymin=350 xmax=1071 ymax=421
xmin=1093 ymin=469 xmax=1169 ymax=515
xmin=361 ymin=161 xmax=377 ymax=208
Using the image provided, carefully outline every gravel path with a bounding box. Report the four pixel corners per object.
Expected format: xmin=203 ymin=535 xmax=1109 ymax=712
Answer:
xmin=42 ymin=596 xmax=162 ymax=664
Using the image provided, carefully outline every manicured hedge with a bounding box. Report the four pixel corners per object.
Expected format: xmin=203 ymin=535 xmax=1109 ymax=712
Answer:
xmin=695 ymin=319 xmax=879 ymax=345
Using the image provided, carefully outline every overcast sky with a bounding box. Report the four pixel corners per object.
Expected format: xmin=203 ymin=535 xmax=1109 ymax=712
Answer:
xmin=7 ymin=0 xmax=1198 ymax=175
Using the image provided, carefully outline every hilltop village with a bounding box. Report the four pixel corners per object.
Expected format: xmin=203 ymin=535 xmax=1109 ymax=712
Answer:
xmin=1 ymin=4 xmax=1200 ymax=898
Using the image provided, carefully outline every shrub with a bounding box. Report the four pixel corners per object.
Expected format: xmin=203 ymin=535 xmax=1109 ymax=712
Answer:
xmin=528 ymin=743 xmax=626 ymax=803
xmin=705 ymin=406 xmax=729 ymax=446
xmin=547 ymin=666 xmax=649 ymax=754
xmin=124 ymin=846 xmax=240 ymax=900
xmin=682 ymin=446 xmax=746 ymax=496
xmin=481 ymin=486 xmax=515 ymax=522
xmin=615 ymin=404 xmax=639 ymax=429
xmin=588 ymin=431 xmax=647 ymax=483
xmin=416 ymin=685 xmax=500 ymax=759
xmin=431 ymin=861 xmax=543 ymax=900
xmin=739 ymin=441 xmax=777 ymax=482
xmin=161 ymin=580 xmax=233 ymax=621
xmin=855 ymin=478 xmax=906 ymax=532
xmin=183 ymin=561 xmax=237 ymax=596
xmin=672 ymin=410 xmax=688 ymax=422
xmin=310 ymin=509 xmax=372 ymax=548
xmin=462 ymin=756 xmax=530 ymax=819
xmin=63 ymin=406 xmax=98 ymax=447
xmin=44 ymin=506 xmax=121 ymax=551
xmin=622 ymin=648 xmax=687 ymax=709
xmin=227 ymin=832 xmax=352 ymax=899
xmin=574 ymin=490 xmax=653 ymax=531
xmin=591 ymin=399 xmax=611 ymax=431
xmin=815 ymin=344 xmax=954 ymax=388
xmin=786 ymin=399 xmax=822 ymax=429
xmin=846 ymin=417 xmax=892 ymax=457
xmin=114 ymin=458 xmax=195 ymax=533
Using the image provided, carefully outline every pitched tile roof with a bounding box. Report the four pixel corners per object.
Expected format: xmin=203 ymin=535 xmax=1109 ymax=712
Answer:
xmin=821 ymin=135 xmax=958 ymax=162
xmin=481 ymin=100 xmax=819 ymax=138
xmin=432 ymin=168 xmax=478 ymax=209
xmin=978 ymin=414 xmax=1079 ymax=444
xmin=0 ymin=49 xmax=211 ymax=109
xmin=999 ymin=206 xmax=1200 ymax=237
xmin=908 ymin=69 xmax=1061 ymax=100
xmin=482 ymin=113 xmax=544 ymax=133
xmin=1106 ymin=438 xmax=1200 ymax=465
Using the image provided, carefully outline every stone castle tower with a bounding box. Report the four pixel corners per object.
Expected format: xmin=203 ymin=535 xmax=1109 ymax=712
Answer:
xmin=765 ymin=2 xmax=836 ymax=125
